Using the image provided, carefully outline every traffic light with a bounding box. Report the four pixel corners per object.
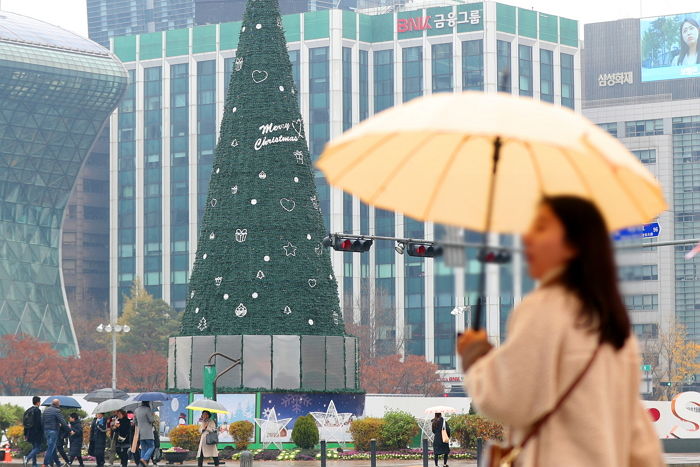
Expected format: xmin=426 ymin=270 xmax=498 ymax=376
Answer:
xmin=322 ymin=235 xmax=373 ymax=253
xmin=478 ymin=248 xmax=511 ymax=264
xmin=406 ymin=242 xmax=443 ymax=258
xmin=660 ymin=381 xmax=672 ymax=387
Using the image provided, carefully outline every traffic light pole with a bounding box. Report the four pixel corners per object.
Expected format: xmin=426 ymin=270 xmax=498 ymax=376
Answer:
xmin=322 ymin=232 xmax=700 ymax=252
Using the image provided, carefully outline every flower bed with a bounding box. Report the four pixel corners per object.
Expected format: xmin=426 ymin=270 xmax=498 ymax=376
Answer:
xmin=229 ymin=447 xmax=475 ymax=461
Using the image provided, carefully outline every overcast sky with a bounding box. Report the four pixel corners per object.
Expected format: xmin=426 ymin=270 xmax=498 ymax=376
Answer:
xmin=1 ymin=0 xmax=699 ymax=39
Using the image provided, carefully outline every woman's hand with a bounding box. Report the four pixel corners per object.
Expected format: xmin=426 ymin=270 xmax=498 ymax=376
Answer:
xmin=457 ymin=329 xmax=493 ymax=372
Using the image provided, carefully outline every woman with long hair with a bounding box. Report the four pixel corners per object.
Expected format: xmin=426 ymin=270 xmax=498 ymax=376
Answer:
xmin=430 ymin=412 xmax=450 ymax=467
xmin=672 ymin=18 xmax=699 ymax=66
xmin=457 ymin=196 xmax=663 ymax=466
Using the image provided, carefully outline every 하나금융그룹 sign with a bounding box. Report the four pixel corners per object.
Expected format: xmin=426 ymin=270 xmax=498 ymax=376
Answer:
xmin=397 ymin=8 xmax=482 ymax=34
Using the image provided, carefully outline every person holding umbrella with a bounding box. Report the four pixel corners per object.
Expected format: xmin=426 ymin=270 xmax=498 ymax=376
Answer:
xmin=89 ymin=413 xmax=108 ymax=467
xmin=457 ymin=196 xmax=664 ymax=466
xmin=133 ymin=402 xmax=155 ymax=466
xmin=430 ymin=412 xmax=450 ymax=467
xmin=195 ymin=411 xmax=219 ymax=467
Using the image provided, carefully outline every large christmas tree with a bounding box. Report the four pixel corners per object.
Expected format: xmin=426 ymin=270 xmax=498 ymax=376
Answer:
xmin=180 ymin=0 xmax=344 ymax=337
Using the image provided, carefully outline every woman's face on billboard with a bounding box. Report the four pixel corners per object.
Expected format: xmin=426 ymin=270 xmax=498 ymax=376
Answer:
xmin=682 ymin=21 xmax=698 ymax=47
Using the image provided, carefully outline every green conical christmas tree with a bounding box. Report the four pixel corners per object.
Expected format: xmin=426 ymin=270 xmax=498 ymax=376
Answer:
xmin=180 ymin=0 xmax=344 ymax=337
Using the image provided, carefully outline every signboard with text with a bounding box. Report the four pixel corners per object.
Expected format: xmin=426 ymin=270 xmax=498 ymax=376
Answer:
xmin=397 ymin=4 xmax=483 ymax=36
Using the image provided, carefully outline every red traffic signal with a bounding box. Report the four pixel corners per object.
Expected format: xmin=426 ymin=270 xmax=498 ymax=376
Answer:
xmin=478 ymin=248 xmax=511 ymax=264
xmin=406 ymin=242 xmax=443 ymax=258
xmin=322 ymin=235 xmax=373 ymax=253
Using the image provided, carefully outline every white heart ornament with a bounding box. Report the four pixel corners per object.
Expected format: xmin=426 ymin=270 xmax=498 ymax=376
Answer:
xmin=308 ymin=279 xmax=317 ymax=288
xmin=252 ymin=70 xmax=269 ymax=83
xmin=291 ymin=119 xmax=304 ymax=138
xmin=280 ymin=198 xmax=296 ymax=212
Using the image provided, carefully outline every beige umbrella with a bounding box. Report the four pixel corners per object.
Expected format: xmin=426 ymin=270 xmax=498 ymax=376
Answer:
xmin=316 ymin=92 xmax=667 ymax=328
xmin=316 ymin=92 xmax=666 ymax=234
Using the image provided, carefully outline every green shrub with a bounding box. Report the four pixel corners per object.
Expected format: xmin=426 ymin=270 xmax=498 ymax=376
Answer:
xmin=449 ymin=414 xmax=503 ymax=449
xmin=168 ymin=425 xmax=201 ymax=451
xmin=291 ymin=415 xmax=319 ymax=449
xmin=349 ymin=418 xmax=384 ymax=451
xmin=228 ymin=420 xmax=255 ymax=450
xmin=379 ymin=411 xmax=418 ymax=450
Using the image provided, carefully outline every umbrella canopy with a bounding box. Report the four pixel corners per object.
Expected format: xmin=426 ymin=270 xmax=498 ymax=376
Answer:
xmin=41 ymin=396 xmax=81 ymax=408
xmin=424 ymin=406 xmax=458 ymax=415
xmin=316 ymin=92 xmax=666 ymax=233
xmin=85 ymin=388 xmax=129 ymax=403
xmin=93 ymin=398 xmax=137 ymax=414
xmin=186 ymin=399 xmax=229 ymax=414
xmin=132 ymin=392 xmax=170 ymax=402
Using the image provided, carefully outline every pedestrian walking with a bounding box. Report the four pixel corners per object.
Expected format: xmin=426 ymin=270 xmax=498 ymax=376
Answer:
xmin=133 ymin=403 xmax=155 ymax=466
xmin=127 ymin=412 xmax=139 ymax=466
xmin=55 ymin=423 xmax=71 ymax=467
xmin=196 ymin=411 xmax=219 ymax=467
xmin=457 ymin=196 xmax=665 ymax=467
xmin=42 ymin=399 xmax=68 ymax=467
xmin=67 ymin=414 xmax=84 ymax=467
xmin=430 ymin=412 xmax=450 ymax=467
xmin=89 ymin=413 xmax=108 ymax=467
xmin=23 ymin=396 xmax=43 ymax=467
xmin=114 ymin=411 xmax=131 ymax=467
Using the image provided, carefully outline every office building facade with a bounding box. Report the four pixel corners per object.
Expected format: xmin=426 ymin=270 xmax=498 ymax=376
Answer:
xmin=583 ymin=17 xmax=700 ymax=346
xmin=109 ymin=2 xmax=580 ymax=371
xmin=0 ymin=12 xmax=127 ymax=355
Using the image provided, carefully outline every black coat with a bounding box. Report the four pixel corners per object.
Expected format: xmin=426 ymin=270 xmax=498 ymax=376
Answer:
xmin=431 ymin=418 xmax=451 ymax=455
xmin=24 ymin=406 xmax=43 ymax=443
xmin=114 ymin=416 xmax=131 ymax=449
xmin=89 ymin=419 xmax=107 ymax=456
xmin=69 ymin=420 xmax=83 ymax=457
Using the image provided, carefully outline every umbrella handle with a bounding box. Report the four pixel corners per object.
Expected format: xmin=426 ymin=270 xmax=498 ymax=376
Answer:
xmin=471 ymin=137 xmax=502 ymax=331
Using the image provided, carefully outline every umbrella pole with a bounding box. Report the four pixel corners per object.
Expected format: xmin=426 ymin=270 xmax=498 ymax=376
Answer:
xmin=472 ymin=137 xmax=502 ymax=331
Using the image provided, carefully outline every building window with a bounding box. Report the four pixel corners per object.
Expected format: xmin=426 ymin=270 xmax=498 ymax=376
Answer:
xmin=632 ymin=323 xmax=658 ymax=339
xmin=309 ymin=46 xmax=330 ymax=159
xmin=497 ymin=40 xmax=511 ymax=93
xmin=342 ymin=47 xmax=352 ymax=131
xmin=462 ymin=39 xmax=483 ymax=91
xmin=518 ymin=44 xmax=533 ymax=97
xmin=374 ymin=49 xmax=394 ymax=113
xmin=289 ymin=50 xmax=300 ymax=92
xmin=432 ymin=43 xmax=453 ymax=94
xmin=197 ymin=60 xmax=216 ymax=225
xmin=598 ymin=122 xmax=618 ymax=137
xmin=625 ymin=119 xmax=663 ymax=137
xmin=631 ymin=149 xmax=657 ymax=164
xmin=560 ymin=52 xmax=575 ymax=109
xmin=672 ymin=115 xmax=700 ymax=134
xmin=402 ymin=46 xmax=423 ymax=102
xmin=539 ymin=48 xmax=554 ymax=103
xmin=359 ymin=50 xmax=369 ymax=121
xmin=624 ymin=294 xmax=658 ymax=311
xmin=619 ymin=264 xmax=658 ymax=281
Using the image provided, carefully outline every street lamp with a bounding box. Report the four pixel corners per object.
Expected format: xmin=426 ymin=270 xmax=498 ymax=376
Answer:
xmin=96 ymin=321 xmax=131 ymax=389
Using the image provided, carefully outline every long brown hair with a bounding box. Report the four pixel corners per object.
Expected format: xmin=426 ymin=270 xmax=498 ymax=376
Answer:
xmin=543 ymin=196 xmax=631 ymax=350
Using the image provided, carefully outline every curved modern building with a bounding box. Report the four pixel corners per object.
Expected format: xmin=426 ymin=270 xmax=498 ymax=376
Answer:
xmin=0 ymin=12 xmax=127 ymax=355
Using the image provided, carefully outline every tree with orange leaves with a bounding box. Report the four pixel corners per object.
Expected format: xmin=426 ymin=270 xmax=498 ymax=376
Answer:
xmin=361 ymin=354 xmax=443 ymax=396
xmin=0 ymin=335 xmax=65 ymax=395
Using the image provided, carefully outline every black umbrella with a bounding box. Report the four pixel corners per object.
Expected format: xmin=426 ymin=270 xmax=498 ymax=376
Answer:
xmin=85 ymin=388 xmax=129 ymax=403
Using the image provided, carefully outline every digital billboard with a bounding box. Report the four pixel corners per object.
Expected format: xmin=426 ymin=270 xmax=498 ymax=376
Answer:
xmin=641 ymin=13 xmax=700 ymax=82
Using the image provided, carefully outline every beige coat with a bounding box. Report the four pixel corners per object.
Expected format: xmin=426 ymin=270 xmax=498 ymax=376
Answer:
xmin=464 ymin=284 xmax=664 ymax=467
xmin=196 ymin=419 xmax=218 ymax=458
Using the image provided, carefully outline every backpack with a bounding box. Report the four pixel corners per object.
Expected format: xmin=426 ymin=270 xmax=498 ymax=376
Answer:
xmin=23 ymin=407 xmax=35 ymax=431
